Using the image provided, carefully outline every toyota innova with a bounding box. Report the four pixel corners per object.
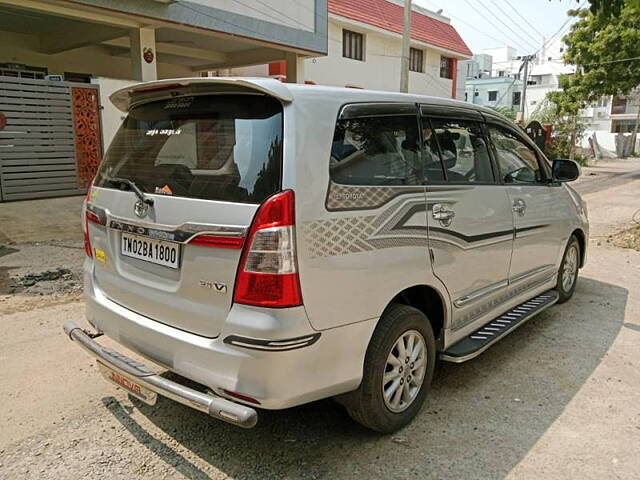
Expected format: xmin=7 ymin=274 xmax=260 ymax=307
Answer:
xmin=64 ymin=78 xmax=588 ymax=433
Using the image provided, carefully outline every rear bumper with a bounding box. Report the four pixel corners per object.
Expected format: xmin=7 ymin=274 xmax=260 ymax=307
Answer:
xmin=84 ymin=261 xmax=377 ymax=409
xmin=63 ymin=321 xmax=258 ymax=428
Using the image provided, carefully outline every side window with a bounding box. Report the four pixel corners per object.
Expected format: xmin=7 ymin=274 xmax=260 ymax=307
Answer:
xmin=330 ymin=115 xmax=421 ymax=186
xmin=488 ymin=125 xmax=544 ymax=184
xmin=429 ymin=118 xmax=495 ymax=183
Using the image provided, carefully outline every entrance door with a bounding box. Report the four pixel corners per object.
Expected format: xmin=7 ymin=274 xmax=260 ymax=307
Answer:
xmin=420 ymin=106 xmax=514 ymax=331
xmin=486 ymin=122 xmax=566 ymax=289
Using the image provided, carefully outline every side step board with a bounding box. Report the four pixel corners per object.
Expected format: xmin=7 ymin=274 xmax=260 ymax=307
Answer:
xmin=441 ymin=290 xmax=559 ymax=363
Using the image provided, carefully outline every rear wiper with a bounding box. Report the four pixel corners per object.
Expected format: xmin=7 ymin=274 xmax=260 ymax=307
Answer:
xmin=106 ymin=176 xmax=154 ymax=206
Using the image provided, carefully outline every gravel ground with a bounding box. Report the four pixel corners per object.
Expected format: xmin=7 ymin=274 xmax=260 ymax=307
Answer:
xmin=0 ymin=163 xmax=639 ymax=480
xmin=0 ymin=240 xmax=84 ymax=315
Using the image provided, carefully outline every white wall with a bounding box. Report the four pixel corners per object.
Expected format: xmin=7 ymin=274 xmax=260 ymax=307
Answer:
xmin=303 ymin=20 xmax=454 ymax=98
xmin=92 ymin=77 xmax=138 ymax=151
xmin=190 ymin=0 xmax=316 ymax=32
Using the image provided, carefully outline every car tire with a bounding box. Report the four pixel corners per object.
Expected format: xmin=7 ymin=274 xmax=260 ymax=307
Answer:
xmin=556 ymin=235 xmax=580 ymax=304
xmin=338 ymin=303 xmax=436 ymax=433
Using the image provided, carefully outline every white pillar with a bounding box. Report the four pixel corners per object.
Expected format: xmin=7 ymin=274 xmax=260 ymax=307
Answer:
xmin=285 ymin=52 xmax=305 ymax=84
xmin=130 ymin=27 xmax=157 ymax=82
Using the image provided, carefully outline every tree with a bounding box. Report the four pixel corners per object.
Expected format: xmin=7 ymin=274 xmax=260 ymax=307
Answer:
xmin=583 ymin=0 xmax=640 ymax=18
xmin=561 ymin=2 xmax=640 ymax=155
xmin=547 ymin=73 xmax=588 ymax=160
xmin=533 ymin=92 xmax=588 ymax=164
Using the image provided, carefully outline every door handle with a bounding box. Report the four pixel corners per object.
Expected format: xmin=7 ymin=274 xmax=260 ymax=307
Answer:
xmin=512 ymin=198 xmax=526 ymax=216
xmin=432 ymin=203 xmax=455 ymax=227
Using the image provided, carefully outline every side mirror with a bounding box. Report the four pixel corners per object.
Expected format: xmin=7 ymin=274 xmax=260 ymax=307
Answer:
xmin=552 ymin=159 xmax=580 ymax=182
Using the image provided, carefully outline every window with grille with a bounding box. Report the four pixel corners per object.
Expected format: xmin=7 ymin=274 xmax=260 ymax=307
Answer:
xmin=343 ymin=30 xmax=364 ymax=61
xmin=440 ymin=56 xmax=453 ymax=79
xmin=488 ymin=91 xmax=498 ymax=101
xmin=409 ymin=48 xmax=424 ymax=73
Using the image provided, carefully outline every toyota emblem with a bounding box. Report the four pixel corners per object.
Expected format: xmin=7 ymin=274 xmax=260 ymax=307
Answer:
xmin=134 ymin=200 xmax=149 ymax=218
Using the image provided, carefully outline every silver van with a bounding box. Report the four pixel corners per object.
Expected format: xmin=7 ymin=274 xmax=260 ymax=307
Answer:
xmin=64 ymin=78 xmax=588 ymax=433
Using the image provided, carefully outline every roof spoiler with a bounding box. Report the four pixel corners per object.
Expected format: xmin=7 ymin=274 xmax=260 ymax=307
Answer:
xmin=110 ymin=77 xmax=294 ymax=112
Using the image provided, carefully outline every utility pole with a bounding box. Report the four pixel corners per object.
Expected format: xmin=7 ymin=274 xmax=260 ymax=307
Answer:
xmin=517 ymin=54 xmax=535 ymax=124
xmin=399 ymin=0 xmax=412 ymax=93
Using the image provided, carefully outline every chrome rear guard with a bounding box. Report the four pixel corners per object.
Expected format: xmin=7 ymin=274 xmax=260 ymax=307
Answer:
xmin=62 ymin=321 xmax=258 ymax=428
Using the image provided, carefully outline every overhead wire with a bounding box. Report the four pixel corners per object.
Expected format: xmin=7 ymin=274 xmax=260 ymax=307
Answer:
xmin=461 ymin=0 xmax=535 ymax=53
xmin=419 ymin=0 xmax=519 ymax=49
xmin=477 ymin=0 xmax=540 ymax=50
xmin=501 ymin=0 xmax=545 ymax=38
xmin=581 ymin=56 xmax=640 ymax=66
xmin=532 ymin=0 xmax=587 ymax=58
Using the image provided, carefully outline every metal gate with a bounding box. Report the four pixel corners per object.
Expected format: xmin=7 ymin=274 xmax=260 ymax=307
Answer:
xmin=0 ymin=76 xmax=102 ymax=201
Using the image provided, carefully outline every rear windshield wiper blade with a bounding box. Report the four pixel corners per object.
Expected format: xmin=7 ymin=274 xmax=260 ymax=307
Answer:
xmin=105 ymin=176 xmax=154 ymax=206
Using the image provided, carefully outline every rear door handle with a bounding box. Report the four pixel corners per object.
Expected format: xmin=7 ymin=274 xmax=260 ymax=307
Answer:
xmin=432 ymin=203 xmax=455 ymax=226
xmin=512 ymin=198 xmax=526 ymax=216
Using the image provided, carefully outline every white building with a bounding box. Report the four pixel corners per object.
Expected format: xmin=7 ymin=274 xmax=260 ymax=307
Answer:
xmin=224 ymin=0 xmax=472 ymax=99
xmin=0 ymin=0 xmax=328 ymax=201
xmin=477 ymin=39 xmax=575 ymax=119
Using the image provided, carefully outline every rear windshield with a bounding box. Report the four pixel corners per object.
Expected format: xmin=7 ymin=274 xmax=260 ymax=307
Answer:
xmin=95 ymin=94 xmax=283 ymax=203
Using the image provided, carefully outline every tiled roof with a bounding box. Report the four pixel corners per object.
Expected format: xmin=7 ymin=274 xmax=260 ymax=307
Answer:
xmin=328 ymin=0 xmax=473 ymax=57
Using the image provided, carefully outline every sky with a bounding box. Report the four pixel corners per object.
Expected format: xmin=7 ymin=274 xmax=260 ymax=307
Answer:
xmin=413 ymin=0 xmax=583 ymax=55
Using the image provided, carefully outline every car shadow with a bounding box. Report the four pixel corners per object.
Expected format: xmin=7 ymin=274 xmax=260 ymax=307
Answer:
xmin=103 ymin=275 xmax=626 ymax=479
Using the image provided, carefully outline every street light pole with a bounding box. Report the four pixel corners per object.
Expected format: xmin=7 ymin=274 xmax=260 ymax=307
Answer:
xmin=400 ymin=0 xmax=412 ymax=93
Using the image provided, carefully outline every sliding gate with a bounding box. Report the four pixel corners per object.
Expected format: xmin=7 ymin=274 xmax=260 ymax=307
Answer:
xmin=0 ymin=76 xmax=102 ymax=201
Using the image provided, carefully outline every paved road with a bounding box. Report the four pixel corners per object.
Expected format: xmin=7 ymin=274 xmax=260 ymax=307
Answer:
xmin=573 ymin=158 xmax=640 ymax=196
xmin=1 ymin=165 xmax=639 ymax=479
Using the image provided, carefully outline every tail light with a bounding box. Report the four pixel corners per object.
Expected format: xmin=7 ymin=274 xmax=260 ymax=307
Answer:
xmin=83 ymin=182 xmax=94 ymax=257
xmin=233 ymin=190 xmax=302 ymax=308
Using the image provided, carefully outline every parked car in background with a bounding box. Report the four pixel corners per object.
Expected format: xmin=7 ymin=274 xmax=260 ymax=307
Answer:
xmin=64 ymin=78 xmax=588 ymax=433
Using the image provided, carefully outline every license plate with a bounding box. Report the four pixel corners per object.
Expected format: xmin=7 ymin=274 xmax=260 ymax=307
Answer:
xmin=98 ymin=362 xmax=158 ymax=405
xmin=121 ymin=232 xmax=180 ymax=269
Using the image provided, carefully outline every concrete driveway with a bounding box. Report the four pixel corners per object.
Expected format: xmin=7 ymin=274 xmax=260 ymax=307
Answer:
xmin=0 ymin=160 xmax=639 ymax=479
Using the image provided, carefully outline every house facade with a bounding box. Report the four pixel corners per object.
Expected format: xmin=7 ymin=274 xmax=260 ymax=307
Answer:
xmin=223 ymin=0 xmax=472 ymax=99
xmin=464 ymin=76 xmax=523 ymax=111
xmin=0 ymin=0 xmax=328 ymax=201
xmin=461 ymin=39 xmax=574 ymax=119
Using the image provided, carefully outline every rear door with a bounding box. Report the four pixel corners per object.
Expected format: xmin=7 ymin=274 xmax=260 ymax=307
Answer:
xmin=420 ymin=106 xmax=514 ymax=331
xmin=485 ymin=121 xmax=566 ymax=287
xmin=87 ymin=93 xmax=283 ymax=337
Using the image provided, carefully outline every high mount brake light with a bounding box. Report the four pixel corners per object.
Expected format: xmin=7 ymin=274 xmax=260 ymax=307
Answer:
xmin=233 ymin=190 xmax=302 ymax=308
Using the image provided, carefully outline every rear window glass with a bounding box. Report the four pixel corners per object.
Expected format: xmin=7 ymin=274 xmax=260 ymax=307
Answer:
xmin=95 ymin=94 xmax=283 ymax=203
xmin=330 ymin=115 xmax=422 ymax=186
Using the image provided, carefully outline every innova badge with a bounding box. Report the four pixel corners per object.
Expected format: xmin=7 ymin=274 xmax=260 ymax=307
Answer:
xmin=134 ymin=199 xmax=149 ymax=218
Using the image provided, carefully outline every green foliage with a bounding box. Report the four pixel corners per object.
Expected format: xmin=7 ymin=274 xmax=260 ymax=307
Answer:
xmin=534 ymin=93 xmax=588 ymax=163
xmin=488 ymin=105 xmax=517 ymax=121
xmin=529 ymin=98 xmax=556 ymax=124
xmin=585 ymin=0 xmax=640 ymax=19
xmin=563 ymin=3 xmax=640 ymax=100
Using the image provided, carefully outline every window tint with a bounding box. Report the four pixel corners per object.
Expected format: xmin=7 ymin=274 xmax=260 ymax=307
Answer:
xmin=95 ymin=95 xmax=282 ymax=203
xmin=430 ymin=118 xmax=494 ymax=183
xmin=489 ymin=125 xmax=543 ymax=184
xmin=330 ymin=115 xmax=421 ymax=186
